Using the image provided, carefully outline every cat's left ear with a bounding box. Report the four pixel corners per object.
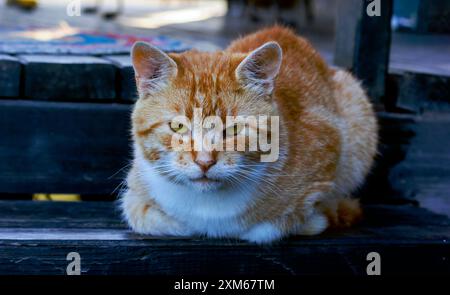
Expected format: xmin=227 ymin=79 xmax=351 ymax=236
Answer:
xmin=235 ymin=41 xmax=282 ymax=95
xmin=131 ymin=41 xmax=177 ymax=95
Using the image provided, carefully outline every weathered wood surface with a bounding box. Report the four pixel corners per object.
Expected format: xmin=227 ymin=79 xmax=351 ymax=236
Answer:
xmin=20 ymin=55 xmax=116 ymax=100
xmin=0 ymin=201 xmax=448 ymax=275
xmin=0 ymin=55 xmax=21 ymax=98
xmin=387 ymin=70 xmax=450 ymax=113
xmin=334 ymin=0 xmax=393 ymax=104
xmin=0 ymin=49 xmax=448 ymax=113
xmin=104 ymin=55 xmax=137 ymax=102
xmin=0 ymin=99 xmax=131 ymax=195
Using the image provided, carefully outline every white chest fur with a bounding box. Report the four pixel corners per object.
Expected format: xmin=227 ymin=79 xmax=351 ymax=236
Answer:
xmin=137 ymin=158 xmax=257 ymax=237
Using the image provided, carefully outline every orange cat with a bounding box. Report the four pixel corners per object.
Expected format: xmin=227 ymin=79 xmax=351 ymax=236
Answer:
xmin=121 ymin=26 xmax=377 ymax=243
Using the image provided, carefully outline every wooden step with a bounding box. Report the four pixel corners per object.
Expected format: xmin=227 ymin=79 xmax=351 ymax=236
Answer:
xmin=0 ymin=201 xmax=448 ymax=275
xmin=2 ymin=99 xmax=449 ymax=209
xmin=1 ymin=50 xmax=449 ymax=110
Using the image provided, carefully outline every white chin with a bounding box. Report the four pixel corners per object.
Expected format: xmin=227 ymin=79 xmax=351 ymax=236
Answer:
xmin=187 ymin=179 xmax=224 ymax=192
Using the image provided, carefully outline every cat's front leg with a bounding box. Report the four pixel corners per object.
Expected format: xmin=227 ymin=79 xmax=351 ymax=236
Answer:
xmin=121 ymin=189 xmax=193 ymax=236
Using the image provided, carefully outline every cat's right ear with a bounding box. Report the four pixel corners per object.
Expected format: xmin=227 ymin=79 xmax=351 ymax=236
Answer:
xmin=235 ymin=41 xmax=282 ymax=96
xmin=131 ymin=41 xmax=177 ymax=95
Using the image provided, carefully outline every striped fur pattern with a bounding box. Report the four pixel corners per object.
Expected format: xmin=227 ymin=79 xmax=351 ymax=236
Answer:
xmin=120 ymin=26 xmax=378 ymax=243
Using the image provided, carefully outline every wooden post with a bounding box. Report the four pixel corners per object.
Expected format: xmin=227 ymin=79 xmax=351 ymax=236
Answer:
xmin=334 ymin=0 xmax=393 ymax=105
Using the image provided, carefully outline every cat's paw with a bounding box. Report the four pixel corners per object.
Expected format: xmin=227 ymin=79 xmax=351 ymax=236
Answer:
xmin=296 ymin=212 xmax=328 ymax=235
xmin=240 ymin=214 xmax=328 ymax=244
xmin=121 ymin=191 xmax=193 ymax=236
xmin=240 ymin=222 xmax=283 ymax=244
xmin=129 ymin=205 xmax=191 ymax=236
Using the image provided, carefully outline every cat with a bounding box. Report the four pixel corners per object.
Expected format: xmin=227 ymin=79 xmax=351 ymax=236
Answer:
xmin=120 ymin=25 xmax=378 ymax=244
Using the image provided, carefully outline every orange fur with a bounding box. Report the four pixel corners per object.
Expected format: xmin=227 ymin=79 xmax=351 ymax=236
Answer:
xmin=318 ymin=198 xmax=363 ymax=229
xmin=121 ymin=26 xmax=378 ymax=243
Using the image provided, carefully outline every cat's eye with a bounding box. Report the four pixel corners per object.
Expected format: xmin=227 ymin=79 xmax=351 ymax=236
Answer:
xmin=169 ymin=121 xmax=188 ymax=134
xmin=223 ymin=123 xmax=243 ymax=137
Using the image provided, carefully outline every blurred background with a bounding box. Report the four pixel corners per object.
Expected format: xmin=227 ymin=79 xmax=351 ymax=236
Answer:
xmin=1 ymin=0 xmax=449 ymax=62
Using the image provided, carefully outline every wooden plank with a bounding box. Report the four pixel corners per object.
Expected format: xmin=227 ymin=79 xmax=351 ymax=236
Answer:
xmin=0 ymin=100 xmax=131 ymax=195
xmin=0 ymin=55 xmax=21 ymax=97
xmin=0 ymin=99 xmax=447 ymax=208
xmin=0 ymin=200 xmax=449 ymax=230
xmin=0 ymin=201 xmax=448 ymax=275
xmin=104 ymin=55 xmax=137 ymax=102
xmin=0 ymin=239 xmax=448 ymax=275
xmin=19 ymin=55 xmax=116 ymax=100
xmin=387 ymin=71 xmax=450 ymax=113
xmin=0 ymin=200 xmax=125 ymax=229
xmin=334 ymin=0 xmax=393 ymax=104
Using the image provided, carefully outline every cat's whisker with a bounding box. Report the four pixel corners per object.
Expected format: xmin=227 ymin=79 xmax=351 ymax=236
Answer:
xmin=108 ymin=162 xmax=132 ymax=180
xmin=225 ymin=173 xmax=251 ymax=192
xmin=233 ymin=169 xmax=282 ymax=197
xmin=240 ymin=168 xmax=285 ymax=192
xmin=111 ymin=179 xmax=127 ymax=196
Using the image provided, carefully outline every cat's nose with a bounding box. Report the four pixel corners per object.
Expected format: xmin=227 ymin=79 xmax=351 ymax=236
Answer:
xmin=194 ymin=152 xmax=216 ymax=173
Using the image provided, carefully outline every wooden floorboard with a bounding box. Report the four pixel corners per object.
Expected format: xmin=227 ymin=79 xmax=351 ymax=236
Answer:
xmin=0 ymin=201 xmax=449 ymax=275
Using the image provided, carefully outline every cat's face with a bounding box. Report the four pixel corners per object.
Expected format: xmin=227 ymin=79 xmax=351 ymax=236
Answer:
xmin=131 ymin=42 xmax=282 ymax=192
